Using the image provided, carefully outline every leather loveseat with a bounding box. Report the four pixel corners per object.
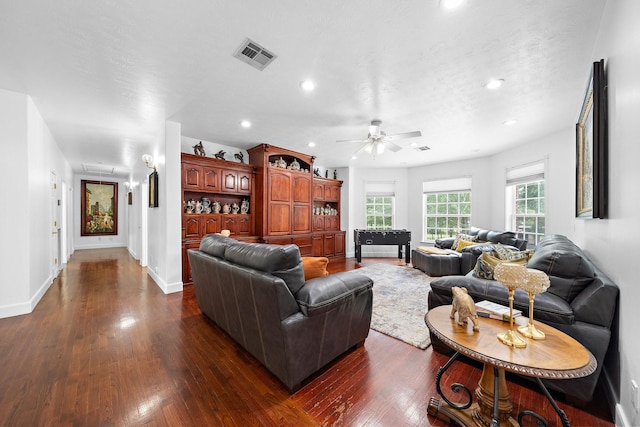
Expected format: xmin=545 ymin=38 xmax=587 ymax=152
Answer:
xmin=187 ymin=234 xmax=374 ymax=392
xmin=412 ymin=226 xmax=527 ymax=276
xmin=427 ymin=234 xmax=619 ymax=402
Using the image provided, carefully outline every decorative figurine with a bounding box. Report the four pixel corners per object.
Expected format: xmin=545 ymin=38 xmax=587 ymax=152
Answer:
xmin=231 ymin=203 xmax=240 ymax=214
xmin=185 ymin=200 xmax=195 ymax=213
xmin=290 ymin=158 xmax=300 ymax=171
xmin=276 ymin=157 xmax=287 ymax=168
xmin=212 ymin=201 xmax=221 ymax=214
xmin=240 ymin=199 xmax=249 ymax=214
xmin=313 ymin=168 xmax=321 ymax=177
xmin=193 ymin=141 xmax=206 ymax=156
xmin=333 ymin=169 xmax=337 ymax=179
xmin=325 ymin=170 xmax=328 ymax=178
xmin=195 ymin=201 xmax=203 ymax=214
xmin=450 ymin=286 xmax=479 ymax=331
xmin=234 ymin=152 xmax=245 ymax=163
xmin=221 ymin=203 xmax=231 ymax=214
xmin=214 ymin=150 xmax=226 ymax=160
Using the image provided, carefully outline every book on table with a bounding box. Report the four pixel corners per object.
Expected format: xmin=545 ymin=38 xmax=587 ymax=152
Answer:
xmin=475 ymin=300 xmax=522 ymax=321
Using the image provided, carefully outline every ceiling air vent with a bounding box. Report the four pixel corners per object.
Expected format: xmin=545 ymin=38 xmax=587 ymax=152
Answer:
xmin=414 ymin=145 xmax=431 ymax=152
xmin=82 ymin=163 xmax=115 ymax=174
xmin=233 ymin=38 xmax=277 ymax=71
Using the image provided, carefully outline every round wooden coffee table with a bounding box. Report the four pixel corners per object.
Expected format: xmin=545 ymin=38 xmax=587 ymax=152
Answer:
xmin=425 ymin=305 xmax=596 ymax=427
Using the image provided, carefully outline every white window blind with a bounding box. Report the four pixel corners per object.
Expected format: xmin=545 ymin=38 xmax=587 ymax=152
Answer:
xmin=506 ymin=162 xmax=545 ymax=185
xmin=423 ymin=177 xmax=472 ymax=193
xmin=365 ymin=181 xmax=395 ymax=196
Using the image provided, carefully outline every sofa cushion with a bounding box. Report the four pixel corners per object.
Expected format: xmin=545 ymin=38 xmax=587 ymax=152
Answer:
xmin=527 ymin=245 xmax=595 ymax=303
xmin=473 ymin=251 xmax=528 ymax=280
xmin=452 ymin=233 xmax=477 ymax=250
xmin=225 ymin=241 xmax=306 ymax=294
xmin=302 ymin=256 xmax=329 ymax=280
xmin=454 ymin=239 xmax=478 ymax=252
xmin=199 ymin=233 xmax=236 ymax=258
xmin=295 ymin=271 xmax=373 ymax=317
xmin=486 ymin=230 xmax=516 ymax=244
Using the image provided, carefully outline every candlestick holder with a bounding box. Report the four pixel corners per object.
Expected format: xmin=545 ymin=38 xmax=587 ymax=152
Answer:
xmin=518 ymin=268 xmax=551 ymax=340
xmin=493 ymin=263 xmax=528 ymax=348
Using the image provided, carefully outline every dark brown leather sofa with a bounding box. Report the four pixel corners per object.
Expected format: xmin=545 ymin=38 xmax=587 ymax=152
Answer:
xmin=427 ymin=234 xmax=619 ymax=402
xmin=187 ymin=234 xmax=374 ymax=392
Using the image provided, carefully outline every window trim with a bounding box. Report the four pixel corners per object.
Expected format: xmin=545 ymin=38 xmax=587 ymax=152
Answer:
xmin=422 ymin=179 xmax=472 ymax=242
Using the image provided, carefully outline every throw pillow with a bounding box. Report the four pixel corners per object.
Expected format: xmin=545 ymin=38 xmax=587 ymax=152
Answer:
xmin=301 ymin=256 xmax=329 ymax=280
xmin=452 ymin=233 xmax=478 ymax=251
xmin=455 ymin=239 xmax=478 ymax=252
xmin=473 ymin=251 xmax=528 ymax=280
xmin=493 ymin=243 xmax=533 ymax=261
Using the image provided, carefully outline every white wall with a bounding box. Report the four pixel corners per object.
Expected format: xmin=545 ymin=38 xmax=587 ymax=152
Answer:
xmin=0 ymin=89 xmax=72 ymax=318
xmin=578 ymin=1 xmax=640 ymax=425
xmin=73 ymin=174 xmax=129 ymax=250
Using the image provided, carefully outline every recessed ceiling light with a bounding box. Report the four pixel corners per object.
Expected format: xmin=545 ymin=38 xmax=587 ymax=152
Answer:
xmin=485 ymin=79 xmax=505 ymax=90
xmin=308 ymin=141 xmax=316 ymax=147
xmin=410 ymin=142 xmax=418 ymax=147
xmin=300 ymin=80 xmax=315 ymax=91
xmin=503 ymin=119 xmax=518 ymax=126
xmin=351 ymin=155 xmax=357 ymax=160
xmin=440 ymin=0 xmax=466 ymax=10
xmin=240 ymin=120 xmax=251 ymax=128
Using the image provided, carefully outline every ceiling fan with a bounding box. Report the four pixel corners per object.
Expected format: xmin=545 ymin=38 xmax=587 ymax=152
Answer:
xmin=337 ymin=120 xmax=422 ymax=156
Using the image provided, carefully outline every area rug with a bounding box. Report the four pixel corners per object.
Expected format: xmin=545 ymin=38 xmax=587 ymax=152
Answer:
xmin=357 ymin=263 xmax=432 ymax=349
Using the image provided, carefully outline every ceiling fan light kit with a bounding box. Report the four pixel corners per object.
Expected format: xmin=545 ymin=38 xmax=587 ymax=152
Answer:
xmin=338 ymin=120 xmax=422 ymax=159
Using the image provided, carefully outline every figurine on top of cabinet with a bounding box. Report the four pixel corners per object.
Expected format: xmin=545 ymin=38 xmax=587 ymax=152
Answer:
xmin=333 ymin=169 xmax=337 ymax=179
xmin=193 ymin=141 xmax=206 ymax=156
xmin=275 ymin=157 xmax=287 ymax=168
xmin=234 ymin=152 xmax=245 ymax=163
xmin=214 ymin=150 xmax=226 ymax=160
xmin=313 ymin=168 xmax=321 ymax=177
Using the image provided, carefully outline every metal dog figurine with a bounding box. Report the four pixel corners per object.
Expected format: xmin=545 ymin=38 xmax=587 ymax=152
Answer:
xmin=450 ymin=286 xmax=479 ymax=331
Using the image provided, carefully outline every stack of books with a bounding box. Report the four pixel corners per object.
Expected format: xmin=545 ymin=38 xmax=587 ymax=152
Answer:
xmin=475 ymin=300 xmax=522 ymax=322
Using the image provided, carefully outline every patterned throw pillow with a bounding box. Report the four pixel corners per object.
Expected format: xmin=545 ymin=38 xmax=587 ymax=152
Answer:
xmin=452 ymin=233 xmax=478 ymax=251
xmin=454 ymin=239 xmax=478 ymax=252
xmin=473 ymin=251 xmax=528 ymax=280
xmin=493 ymin=243 xmax=533 ymax=261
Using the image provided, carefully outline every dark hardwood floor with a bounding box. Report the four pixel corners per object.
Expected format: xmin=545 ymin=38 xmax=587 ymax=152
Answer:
xmin=0 ymin=248 xmax=614 ymax=426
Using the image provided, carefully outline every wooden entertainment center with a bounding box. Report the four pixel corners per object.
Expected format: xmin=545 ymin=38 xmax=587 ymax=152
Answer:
xmin=181 ymin=144 xmax=345 ymax=284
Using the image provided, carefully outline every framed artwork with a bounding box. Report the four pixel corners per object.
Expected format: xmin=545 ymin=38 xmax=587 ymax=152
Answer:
xmin=576 ymin=59 xmax=607 ymax=219
xmin=81 ymin=180 xmax=118 ymax=236
xmin=149 ymin=170 xmax=159 ymax=208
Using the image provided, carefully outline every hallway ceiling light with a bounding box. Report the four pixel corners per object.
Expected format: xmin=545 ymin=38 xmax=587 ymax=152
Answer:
xmin=485 ymin=78 xmax=505 ymax=89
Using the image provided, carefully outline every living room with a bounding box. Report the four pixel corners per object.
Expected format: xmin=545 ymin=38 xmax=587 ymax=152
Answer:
xmin=0 ymin=0 xmax=638 ymax=426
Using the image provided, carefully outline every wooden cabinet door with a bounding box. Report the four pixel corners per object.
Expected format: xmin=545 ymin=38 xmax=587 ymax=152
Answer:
xmin=238 ymin=215 xmax=251 ymax=235
xmin=313 ymin=183 xmax=324 ymax=200
xmin=292 ymin=204 xmax=311 ymax=233
xmin=269 ymin=171 xmax=291 ymax=202
xmin=182 ymin=164 xmax=203 ymax=190
xmin=323 ymin=233 xmax=335 ymax=257
xmin=237 ymin=171 xmax=252 ymax=194
xmin=312 ymin=235 xmax=324 ymax=256
xmin=334 ymin=231 xmax=345 ymax=256
xmin=293 ymin=175 xmax=311 ymax=203
xmin=182 ymin=239 xmax=201 ymax=285
xmin=268 ymin=204 xmax=291 ymax=235
xmin=222 ymin=216 xmax=240 ymax=235
xmin=221 ymin=169 xmax=238 ymax=193
xmin=202 ymin=215 xmax=220 ymax=235
xmin=330 ymin=185 xmax=340 ymax=201
xmin=202 ymin=167 xmax=220 ymax=191
xmin=323 ymin=184 xmax=333 ymax=201
xmin=313 ymin=215 xmax=324 ymax=231
xmin=183 ymin=216 xmax=201 ymax=238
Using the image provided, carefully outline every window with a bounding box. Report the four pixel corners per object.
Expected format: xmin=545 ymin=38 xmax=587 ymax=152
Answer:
xmin=366 ymin=196 xmax=394 ymax=230
xmin=506 ymin=162 xmax=545 ymax=247
xmin=365 ymin=181 xmax=395 ymax=230
xmin=423 ymin=177 xmax=472 ymax=241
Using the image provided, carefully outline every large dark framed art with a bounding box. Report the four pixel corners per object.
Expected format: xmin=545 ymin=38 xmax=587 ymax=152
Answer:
xmin=149 ymin=170 xmax=159 ymax=208
xmin=576 ymin=59 xmax=607 ymax=219
xmin=81 ymin=180 xmax=118 ymax=236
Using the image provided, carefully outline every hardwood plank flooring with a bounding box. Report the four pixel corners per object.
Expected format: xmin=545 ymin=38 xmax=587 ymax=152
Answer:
xmin=0 ymin=249 xmax=614 ymax=426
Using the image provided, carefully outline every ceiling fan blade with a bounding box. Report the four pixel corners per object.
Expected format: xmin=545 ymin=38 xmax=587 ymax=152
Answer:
xmin=384 ymin=130 xmax=422 ymax=140
xmin=383 ymin=141 xmax=402 ymax=152
xmin=354 ymin=141 xmax=372 ymax=155
xmin=336 ymin=138 xmax=370 ymax=144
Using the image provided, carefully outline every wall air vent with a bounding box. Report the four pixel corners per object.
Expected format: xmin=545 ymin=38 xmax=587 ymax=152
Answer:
xmin=414 ymin=145 xmax=431 ymax=152
xmin=233 ymin=38 xmax=277 ymax=71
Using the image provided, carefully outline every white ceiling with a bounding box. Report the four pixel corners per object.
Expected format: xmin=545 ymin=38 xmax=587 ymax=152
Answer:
xmin=0 ymin=0 xmax=606 ymax=176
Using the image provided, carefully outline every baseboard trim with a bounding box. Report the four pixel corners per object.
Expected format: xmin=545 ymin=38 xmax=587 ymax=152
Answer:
xmin=146 ymin=268 xmax=183 ymax=294
xmin=0 ymin=274 xmax=53 ymax=319
xmin=74 ymin=243 xmax=127 ymax=250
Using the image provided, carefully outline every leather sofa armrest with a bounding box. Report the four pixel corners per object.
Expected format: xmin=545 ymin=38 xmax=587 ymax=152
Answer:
xmin=295 ymin=271 xmax=373 ymax=317
xmin=571 ymin=277 xmax=619 ymax=328
xmin=435 ymin=238 xmax=455 ymax=249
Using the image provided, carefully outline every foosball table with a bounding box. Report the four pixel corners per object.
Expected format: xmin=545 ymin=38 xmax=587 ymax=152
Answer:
xmin=354 ymin=229 xmax=411 ymax=264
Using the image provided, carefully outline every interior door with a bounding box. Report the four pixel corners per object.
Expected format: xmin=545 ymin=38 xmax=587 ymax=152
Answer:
xmin=50 ymin=171 xmax=61 ymax=278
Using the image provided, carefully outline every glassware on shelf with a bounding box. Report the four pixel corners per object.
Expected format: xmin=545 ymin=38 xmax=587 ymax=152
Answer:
xmin=493 ymin=262 xmax=529 ymax=348
xmin=518 ymin=268 xmax=551 ymax=340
